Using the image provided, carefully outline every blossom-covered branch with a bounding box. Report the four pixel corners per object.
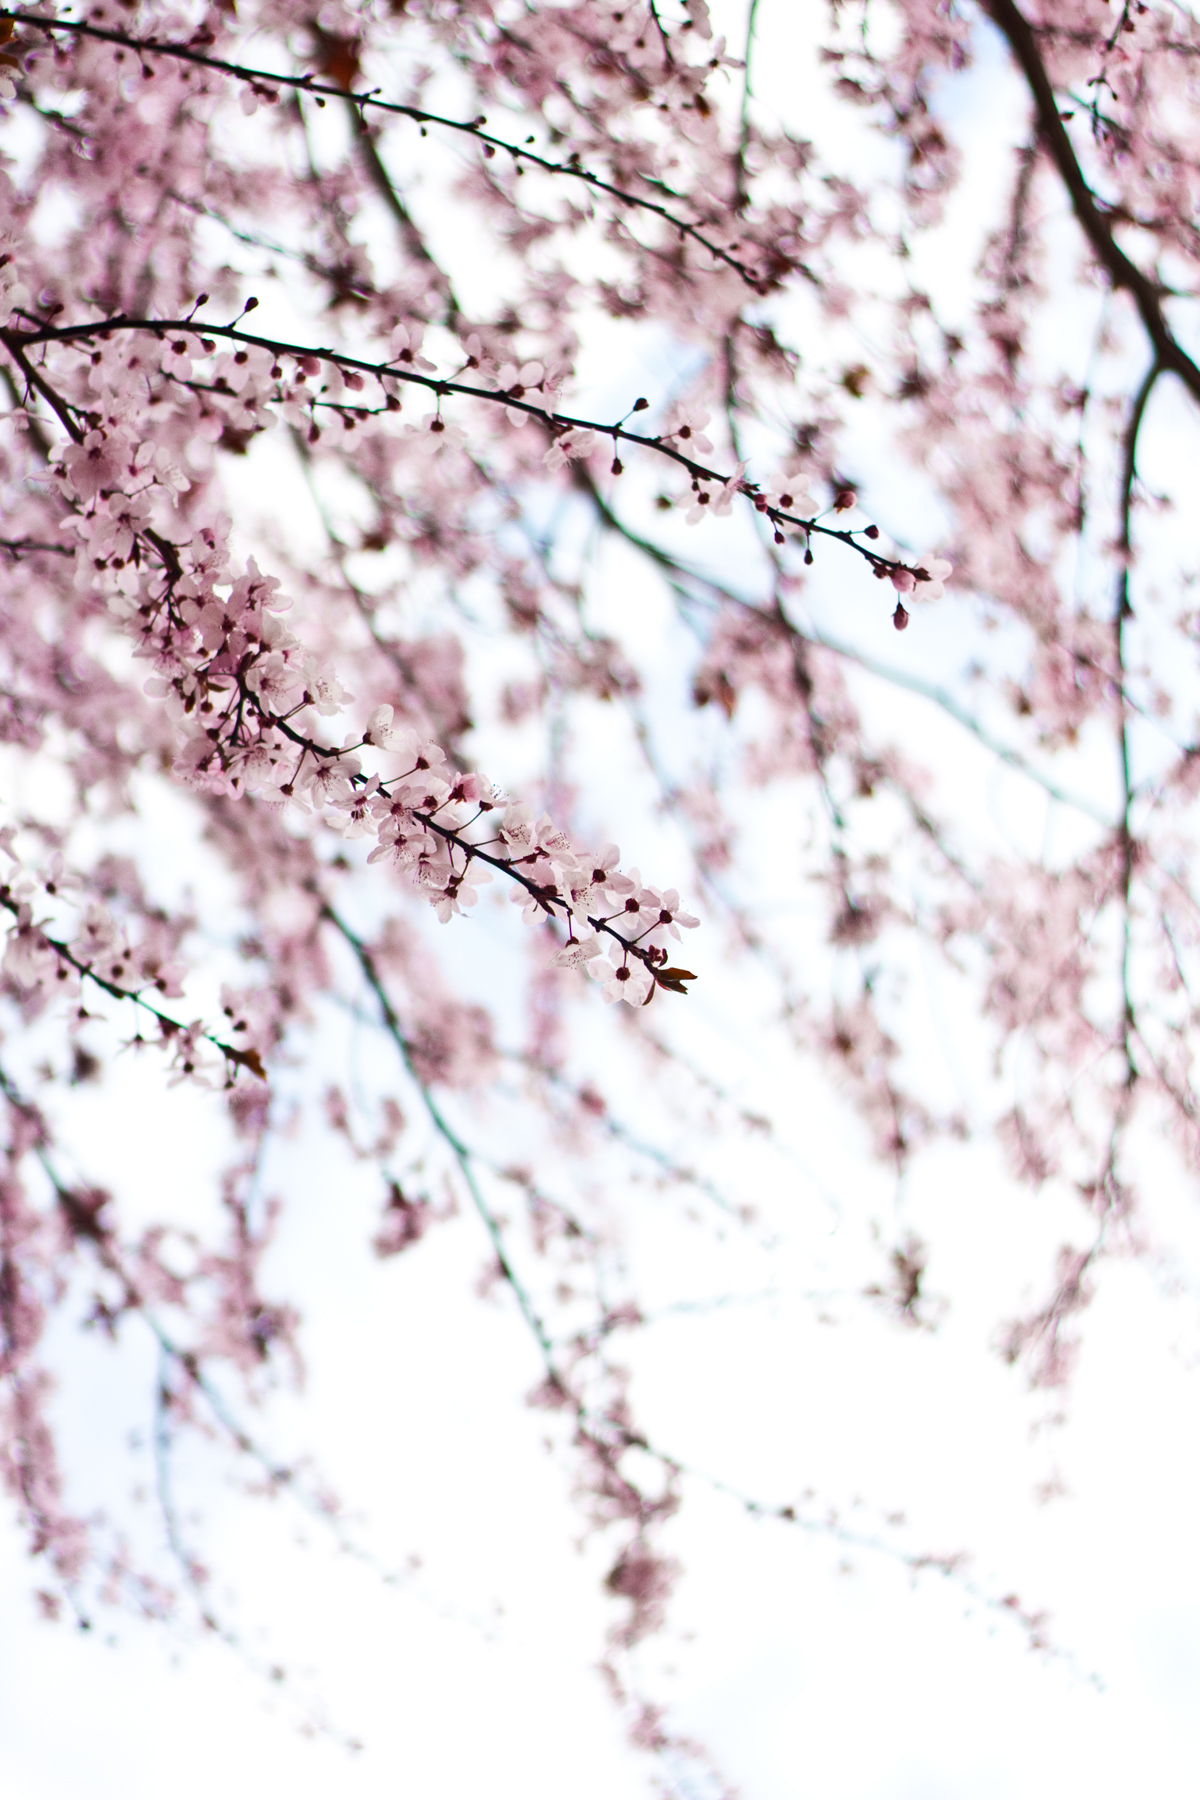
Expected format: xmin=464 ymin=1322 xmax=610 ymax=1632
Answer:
xmin=6 ymin=7 xmax=771 ymax=290
xmin=3 ymin=313 xmax=946 ymax=589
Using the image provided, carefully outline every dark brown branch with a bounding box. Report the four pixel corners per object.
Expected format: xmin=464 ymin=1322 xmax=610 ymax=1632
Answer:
xmin=0 ymin=538 xmax=73 ymax=558
xmin=984 ymin=0 xmax=1200 ymax=403
xmin=1113 ymin=358 xmax=1158 ymax=1093
xmin=9 ymin=312 xmax=911 ymax=577
xmin=228 ymin=683 xmax=671 ymax=977
xmin=0 ymin=328 xmax=85 ymax=442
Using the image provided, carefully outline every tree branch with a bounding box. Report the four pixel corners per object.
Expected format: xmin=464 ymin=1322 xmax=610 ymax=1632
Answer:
xmin=7 ymin=10 xmax=768 ymax=293
xmin=9 ymin=311 xmax=913 ymax=579
xmin=983 ymin=0 xmax=1200 ymax=402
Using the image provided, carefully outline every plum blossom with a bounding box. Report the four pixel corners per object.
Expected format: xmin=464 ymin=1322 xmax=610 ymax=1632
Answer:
xmin=0 ymin=252 xmax=30 ymax=319
xmin=684 ymin=0 xmax=713 ymax=39
xmin=685 ymin=466 xmax=745 ymax=526
xmin=494 ymin=362 xmax=544 ymax=395
xmin=408 ymin=414 xmax=468 ymax=453
xmin=430 ymin=861 xmax=492 ymax=922
xmin=567 ymin=846 xmax=634 ymax=918
xmin=588 ymin=954 xmax=653 ymax=1005
xmin=61 ymin=428 xmax=134 ymax=503
xmin=133 ymin=440 xmax=191 ymax=496
xmin=458 ymin=332 xmax=494 ymax=376
xmin=212 ymin=347 xmax=271 ymax=395
xmin=548 ymin=933 xmax=602 ymax=969
xmin=608 ymin=870 xmax=657 ymax=932
xmin=763 ymin=473 xmax=813 ymax=514
xmin=494 ymin=360 xmax=548 ymax=427
xmin=661 ymin=402 xmax=714 ymax=455
xmin=160 ymin=337 xmax=194 ymax=380
xmin=300 ymin=657 xmax=353 ymax=716
xmin=390 ymin=323 xmax=436 ymax=373
xmin=363 ymin=704 xmax=400 ymax=748
xmin=448 ymin=771 xmax=498 ymax=807
xmin=302 ymin=758 xmax=361 ymax=812
xmin=501 ymin=803 xmax=539 ymax=852
xmin=642 ymin=889 xmax=700 ymax=942
xmin=915 ymin=557 xmax=953 ymax=600
xmin=245 ymin=652 xmax=302 ymax=710
xmin=544 ymin=427 xmax=597 ymax=472
xmin=327 ymin=775 xmax=382 ymax=837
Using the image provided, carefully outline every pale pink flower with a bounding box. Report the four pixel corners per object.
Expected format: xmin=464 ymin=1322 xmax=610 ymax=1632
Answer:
xmin=661 ymin=402 xmax=713 ymax=456
xmin=544 ymin=427 xmax=597 ymax=471
xmin=160 ymin=337 xmax=194 ymax=379
xmin=915 ymin=556 xmax=953 ymax=599
xmin=363 ymin=704 xmax=399 ymax=748
xmin=684 ymin=0 xmax=713 ymax=39
xmin=548 ymin=933 xmax=602 ymax=969
xmin=501 ymin=803 xmax=539 ymax=852
xmin=390 ymin=323 xmax=436 ymax=373
xmin=408 ymin=415 xmax=467 ymax=452
xmin=245 ymin=652 xmax=302 ymax=710
xmin=300 ymin=657 xmax=353 ymax=716
xmin=588 ymin=955 xmax=653 ymax=1006
xmin=643 ymin=888 xmax=700 ymax=942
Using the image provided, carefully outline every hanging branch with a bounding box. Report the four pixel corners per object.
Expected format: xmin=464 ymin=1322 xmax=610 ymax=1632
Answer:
xmin=1 ymin=313 xmax=926 ymax=584
xmin=5 ymin=9 xmax=773 ymax=292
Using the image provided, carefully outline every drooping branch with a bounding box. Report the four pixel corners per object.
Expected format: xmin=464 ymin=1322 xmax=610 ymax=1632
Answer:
xmin=580 ymin=474 xmax=1113 ymax=825
xmin=0 ymin=887 xmax=265 ymax=1082
xmin=6 ymin=9 xmax=770 ymax=292
xmin=322 ymin=903 xmax=1061 ymax=1659
xmin=984 ymin=0 xmax=1200 ymax=404
xmin=1112 ymin=359 xmax=1159 ymax=1099
xmin=5 ymin=312 xmax=920 ymax=582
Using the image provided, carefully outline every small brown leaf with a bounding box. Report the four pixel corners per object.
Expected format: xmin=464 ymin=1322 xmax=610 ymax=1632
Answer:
xmin=653 ymin=967 xmax=698 ymax=995
xmin=227 ymin=1044 xmax=267 ymax=1081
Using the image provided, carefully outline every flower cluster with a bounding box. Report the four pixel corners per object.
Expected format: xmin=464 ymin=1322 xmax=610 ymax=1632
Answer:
xmin=42 ymin=397 xmax=699 ymax=1001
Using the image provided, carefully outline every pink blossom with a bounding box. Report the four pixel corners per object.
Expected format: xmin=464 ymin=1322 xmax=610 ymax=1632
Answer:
xmin=661 ymin=402 xmax=714 ymax=456
xmin=642 ymin=889 xmax=700 ymax=943
xmin=544 ymin=427 xmax=597 ymax=471
xmin=390 ymin=323 xmax=436 ymax=374
xmin=914 ymin=556 xmax=953 ymax=599
xmin=548 ymin=933 xmax=602 ymax=969
xmin=588 ymin=955 xmax=653 ymax=1005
